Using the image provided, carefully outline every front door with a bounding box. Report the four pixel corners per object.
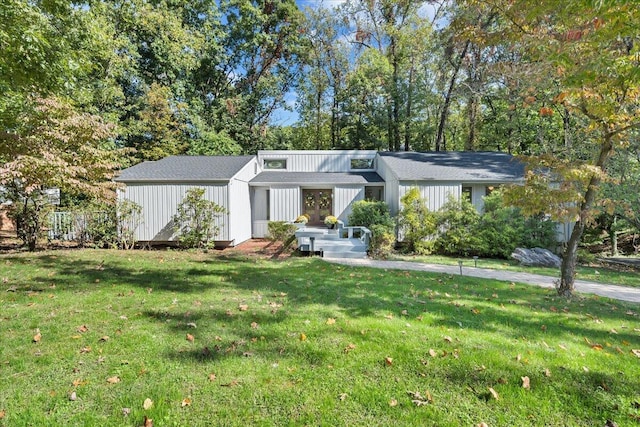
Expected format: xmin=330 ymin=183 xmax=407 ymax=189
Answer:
xmin=302 ymin=189 xmax=333 ymax=226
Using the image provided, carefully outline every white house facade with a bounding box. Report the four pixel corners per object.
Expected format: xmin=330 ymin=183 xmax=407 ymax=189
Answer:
xmin=115 ymin=150 xmax=525 ymax=246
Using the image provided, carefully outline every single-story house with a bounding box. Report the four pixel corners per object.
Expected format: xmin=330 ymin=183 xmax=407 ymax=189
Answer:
xmin=115 ymin=150 xmax=526 ymax=246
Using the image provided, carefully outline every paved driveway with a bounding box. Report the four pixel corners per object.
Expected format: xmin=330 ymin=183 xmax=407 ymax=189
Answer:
xmin=325 ymin=258 xmax=640 ymax=303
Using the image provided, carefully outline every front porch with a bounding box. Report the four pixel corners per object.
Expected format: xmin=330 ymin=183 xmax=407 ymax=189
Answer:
xmin=295 ymin=224 xmax=371 ymax=259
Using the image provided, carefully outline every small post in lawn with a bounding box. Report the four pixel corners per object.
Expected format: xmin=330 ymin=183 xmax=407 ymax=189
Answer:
xmin=458 ymin=260 xmax=463 ymax=275
xmin=473 ymin=256 xmax=478 ymax=268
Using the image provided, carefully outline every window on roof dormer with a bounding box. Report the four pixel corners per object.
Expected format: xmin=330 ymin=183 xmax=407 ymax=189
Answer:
xmin=350 ymin=158 xmax=374 ymax=170
xmin=264 ymin=159 xmax=287 ymax=170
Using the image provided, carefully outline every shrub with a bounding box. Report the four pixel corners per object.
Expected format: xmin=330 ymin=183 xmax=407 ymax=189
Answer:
xmin=475 ymin=191 xmax=557 ymax=258
xmin=173 ymin=188 xmax=226 ymax=249
xmin=434 ymin=195 xmax=480 ymax=256
xmin=348 ymin=200 xmax=394 ymax=230
xmin=369 ymin=224 xmax=395 ymax=259
xmin=267 ymin=221 xmax=297 ymax=251
xmin=267 ymin=221 xmax=297 ymax=243
xmin=397 ymin=188 xmax=436 ymax=253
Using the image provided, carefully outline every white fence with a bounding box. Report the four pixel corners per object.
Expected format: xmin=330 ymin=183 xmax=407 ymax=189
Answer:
xmin=47 ymin=211 xmax=109 ymax=241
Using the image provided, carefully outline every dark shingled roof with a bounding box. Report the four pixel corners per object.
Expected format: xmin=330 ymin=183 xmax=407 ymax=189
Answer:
xmin=115 ymin=156 xmax=255 ymax=182
xmin=378 ymin=151 xmax=524 ymax=182
xmin=250 ymin=172 xmax=384 ymax=185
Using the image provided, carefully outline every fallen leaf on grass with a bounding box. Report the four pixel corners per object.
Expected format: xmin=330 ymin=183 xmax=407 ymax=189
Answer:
xmin=99 ymin=336 xmax=109 ymax=342
xmin=143 ymin=398 xmax=153 ymax=410
xmin=384 ymin=356 xmax=393 ymax=366
xmin=0 ymin=410 xmax=5 ymax=419
xmin=122 ymin=408 xmax=131 ymax=416
xmin=429 ymin=349 xmax=438 ymax=358
xmin=181 ymin=398 xmax=192 ymax=407
xmin=69 ymin=391 xmax=77 ymax=401
xmin=208 ymin=373 xmax=217 ymax=382
xmin=344 ymin=343 xmax=356 ymax=354
xmin=543 ymin=368 xmax=551 ymax=377
xmin=80 ymin=346 xmax=91 ymax=354
xmin=521 ymin=376 xmax=530 ymax=390
xmin=72 ymin=379 xmax=86 ymax=387
xmin=143 ymin=415 xmax=153 ymax=427
xmin=186 ymin=333 xmax=194 ymax=342
xmin=443 ymin=336 xmax=453 ymax=343
xmin=77 ymin=325 xmax=88 ymax=333
xmin=591 ymin=344 xmax=603 ymax=351
xmin=186 ymin=322 xmax=197 ymax=328
xmin=488 ymin=387 xmax=499 ymax=400
xmin=33 ymin=331 xmax=42 ymax=343
xmin=326 ymin=318 xmax=336 ymax=325
xmin=107 ymin=376 xmax=121 ymax=384
xmin=250 ymin=322 xmax=259 ymax=329
xmin=238 ymin=304 xmax=249 ymax=311
xmin=631 ymin=349 xmax=640 ymax=358
xmin=477 ymin=423 xmax=489 ymax=427
xmin=220 ymin=380 xmax=240 ymax=387
xmin=407 ymin=390 xmax=432 ymax=406
xmin=389 ymin=399 xmax=398 ymax=407
xmin=338 ymin=393 xmax=347 ymax=401
xmin=299 ymin=333 xmax=307 ymax=341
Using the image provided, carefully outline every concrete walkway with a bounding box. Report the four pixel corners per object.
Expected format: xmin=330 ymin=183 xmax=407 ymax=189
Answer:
xmin=324 ymin=258 xmax=640 ymax=303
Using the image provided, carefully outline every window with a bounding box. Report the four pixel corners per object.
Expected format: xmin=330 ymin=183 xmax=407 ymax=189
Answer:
xmin=350 ymin=158 xmax=374 ymax=170
xmin=462 ymin=186 xmax=472 ymax=202
xmin=365 ymin=186 xmax=383 ymax=201
xmin=266 ymin=189 xmax=270 ymax=220
xmin=264 ymin=159 xmax=287 ymax=170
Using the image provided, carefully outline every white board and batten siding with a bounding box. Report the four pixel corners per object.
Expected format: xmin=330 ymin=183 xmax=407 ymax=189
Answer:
xmin=270 ymin=186 xmax=301 ymax=224
xmin=121 ymin=183 xmax=229 ymax=243
xmin=251 ymin=188 xmax=270 ymax=238
xmin=334 ymin=186 xmax=365 ymax=223
xmin=398 ymin=183 xmax=460 ymax=212
xmin=227 ymin=159 xmax=259 ymax=245
xmin=375 ymin=156 xmax=400 ymax=213
xmin=258 ymin=150 xmax=377 ymax=172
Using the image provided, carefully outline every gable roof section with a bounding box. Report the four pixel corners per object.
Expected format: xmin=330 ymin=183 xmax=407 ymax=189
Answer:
xmin=115 ymin=155 xmax=255 ymax=182
xmin=250 ymin=172 xmax=383 ymax=186
xmin=378 ymin=151 xmax=524 ymax=182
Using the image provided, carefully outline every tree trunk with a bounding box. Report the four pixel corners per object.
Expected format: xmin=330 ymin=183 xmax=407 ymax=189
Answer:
xmin=404 ymin=59 xmax=414 ymax=152
xmin=610 ymin=216 xmax=619 ymax=257
xmin=557 ymin=135 xmax=614 ymax=296
xmin=435 ymin=41 xmax=469 ymax=152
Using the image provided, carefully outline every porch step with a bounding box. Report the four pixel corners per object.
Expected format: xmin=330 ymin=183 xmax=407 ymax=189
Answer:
xmin=315 ymin=238 xmax=368 ymax=259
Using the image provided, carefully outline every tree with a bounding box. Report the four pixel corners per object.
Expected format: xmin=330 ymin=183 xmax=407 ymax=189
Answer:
xmin=0 ymin=97 xmax=124 ymax=250
xmin=489 ymin=0 xmax=640 ymax=296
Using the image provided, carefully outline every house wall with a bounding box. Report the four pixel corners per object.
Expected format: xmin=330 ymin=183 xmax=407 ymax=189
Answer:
xmin=270 ymin=186 xmax=301 ymax=223
xmin=251 ymin=187 xmax=269 ymax=238
xmin=258 ymin=150 xmax=377 ymax=172
xmin=119 ymin=182 xmax=230 ymax=243
xmin=334 ymin=186 xmax=365 ymax=224
xmin=376 ymin=156 xmax=400 ymax=214
xmin=398 ymin=182 xmax=460 ymax=212
xmin=227 ymin=158 xmax=259 ymax=245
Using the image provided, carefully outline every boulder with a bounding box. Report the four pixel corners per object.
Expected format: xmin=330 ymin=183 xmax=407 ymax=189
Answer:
xmin=511 ymin=247 xmax=561 ymax=268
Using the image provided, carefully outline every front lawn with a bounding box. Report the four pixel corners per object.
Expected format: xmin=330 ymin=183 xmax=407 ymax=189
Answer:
xmin=1 ymin=250 xmax=639 ymax=426
xmin=391 ymin=254 xmax=640 ymax=289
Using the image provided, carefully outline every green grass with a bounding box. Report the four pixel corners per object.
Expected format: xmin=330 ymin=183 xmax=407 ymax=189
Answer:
xmin=391 ymin=253 xmax=640 ymax=288
xmin=1 ymin=249 xmax=639 ymax=426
